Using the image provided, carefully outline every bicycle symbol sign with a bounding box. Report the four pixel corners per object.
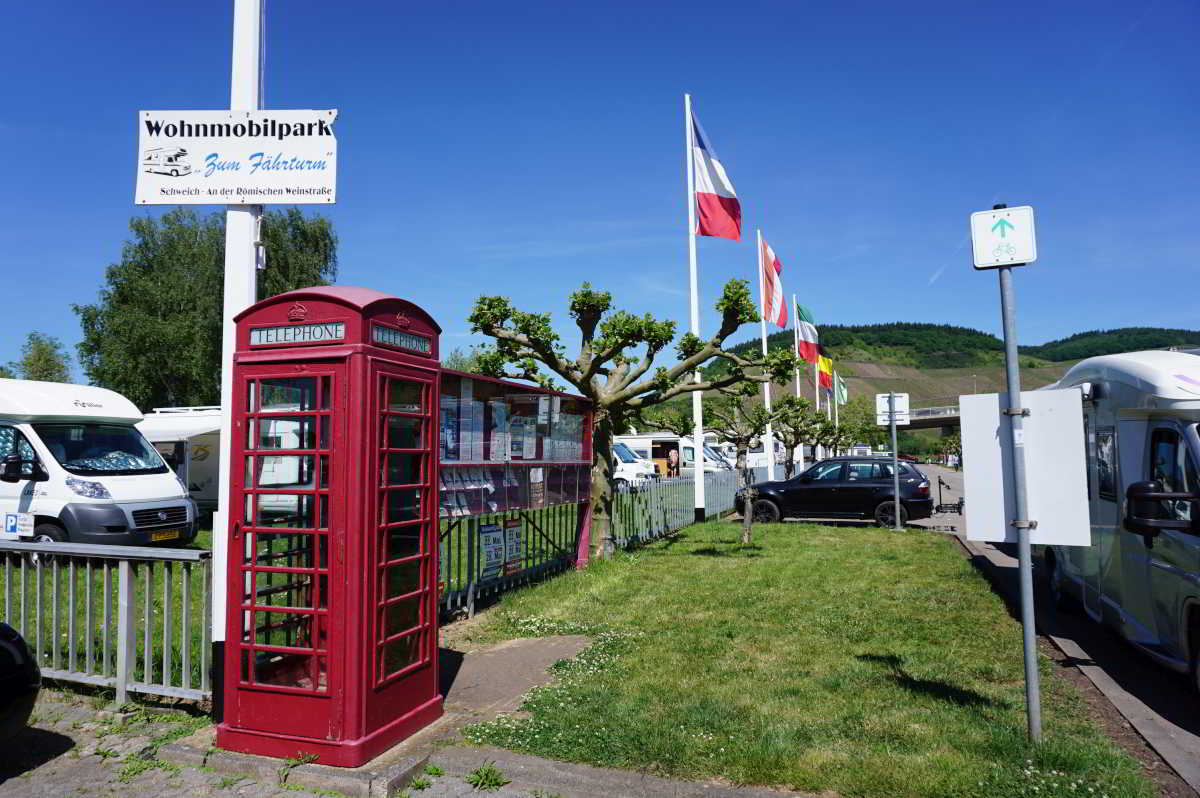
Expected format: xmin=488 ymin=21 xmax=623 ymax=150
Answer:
xmin=969 ymin=205 xmax=1037 ymax=270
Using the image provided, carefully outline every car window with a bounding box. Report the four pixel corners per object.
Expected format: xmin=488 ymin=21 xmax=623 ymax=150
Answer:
xmin=845 ymin=462 xmax=874 ymax=480
xmin=807 ymin=462 xmax=843 ymax=481
xmin=1150 ymin=428 xmax=1196 ymax=522
xmin=682 ymin=446 xmax=694 ymax=465
xmin=0 ymin=426 xmax=39 ymax=477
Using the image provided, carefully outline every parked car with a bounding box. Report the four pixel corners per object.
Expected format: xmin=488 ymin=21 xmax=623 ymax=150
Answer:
xmin=736 ymin=457 xmax=933 ymax=526
xmin=0 ymin=622 xmax=40 ymax=742
xmin=612 ymin=441 xmax=656 ymax=488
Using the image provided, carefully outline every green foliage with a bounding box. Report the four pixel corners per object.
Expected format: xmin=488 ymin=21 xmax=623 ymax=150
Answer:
xmin=442 ymin=346 xmax=486 ymax=374
xmin=73 ymin=207 xmax=337 ymax=409
xmin=7 ymin=331 xmax=71 ymax=382
xmin=464 ymin=761 xmax=511 ymax=791
xmin=1019 ymin=327 xmax=1200 ymax=361
xmin=424 ymin=764 xmax=445 ymax=777
xmin=770 ymin=395 xmax=822 ymax=476
xmin=639 ymin=400 xmax=693 ymax=438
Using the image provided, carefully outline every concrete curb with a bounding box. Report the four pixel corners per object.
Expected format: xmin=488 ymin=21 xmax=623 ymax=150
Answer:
xmin=158 ymin=728 xmax=428 ymax=797
xmin=957 ymin=536 xmax=1200 ymax=796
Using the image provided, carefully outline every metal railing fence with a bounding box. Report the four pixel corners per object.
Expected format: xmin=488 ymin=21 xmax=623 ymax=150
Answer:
xmin=0 ymin=541 xmax=211 ymax=704
xmin=612 ymin=470 xmax=739 ymax=548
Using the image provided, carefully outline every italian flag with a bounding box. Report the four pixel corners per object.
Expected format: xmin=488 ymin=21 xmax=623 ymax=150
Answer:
xmin=794 ymin=304 xmax=819 ymax=363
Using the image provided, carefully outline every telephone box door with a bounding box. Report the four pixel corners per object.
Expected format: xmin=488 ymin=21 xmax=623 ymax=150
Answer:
xmin=227 ymin=364 xmax=346 ymax=741
xmin=364 ymin=361 xmax=440 ymax=731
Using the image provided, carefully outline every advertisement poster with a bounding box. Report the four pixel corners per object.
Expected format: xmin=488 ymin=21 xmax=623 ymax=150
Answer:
xmin=530 ymin=468 xmax=546 ymax=509
xmin=135 ymin=109 xmax=338 ymax=205
xmin=480 ymin=522 xmax=505 ymax=580
xmin=468 ymin=401 xmax=485 ymax=462
xmin=440 ymin=396 xmax=459 ymax=462
xmin=523 ymin=421 xmax=537 ymax=460
xmin=503 ymin=519 xmax=524 ymax=575
xmin=488 ymin=400 xmax=510 ymax=462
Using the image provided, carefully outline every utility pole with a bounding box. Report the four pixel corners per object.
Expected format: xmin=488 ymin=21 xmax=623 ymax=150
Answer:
xmin=212 ymin=0 xmax=263 ymax=718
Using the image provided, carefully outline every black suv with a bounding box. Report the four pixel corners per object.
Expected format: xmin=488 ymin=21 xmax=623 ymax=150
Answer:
xmin=737 ymin=457 xmax=933 ymax=526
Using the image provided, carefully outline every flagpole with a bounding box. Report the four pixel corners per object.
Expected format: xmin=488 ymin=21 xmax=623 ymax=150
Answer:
xmin=813 ymin=359 xmax=821 ymax=460
xmin=791 ymin=294 xmax=804 ymax=471
xmin=684 ymin=93 xmax=706 ymax=523
xmin=833 ymin=372 xmax=840 ymax=456
xmin=756 ymin=230 xmax=776 ymax=482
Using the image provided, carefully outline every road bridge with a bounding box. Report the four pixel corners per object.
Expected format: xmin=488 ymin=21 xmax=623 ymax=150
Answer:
xmin=908 ymin=404 xmax=960 ymax=430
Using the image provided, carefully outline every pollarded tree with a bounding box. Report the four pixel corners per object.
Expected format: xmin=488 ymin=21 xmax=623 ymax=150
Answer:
xmin=468 ymin=279 xmax=795 ymax=559
xmin=770 ymin=394 xmax=822 ymax=479
xmin=703 ymin=385 xmax=771 ymax=545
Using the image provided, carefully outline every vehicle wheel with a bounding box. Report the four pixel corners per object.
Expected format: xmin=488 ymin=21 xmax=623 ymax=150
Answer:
xmin=28 ymin=523 xmax=66 ymax=567
xmin=170 ymin=169 xmax=179 ymax=176
xmin=874 ymin=500 xmax=908 ymax=528
xmin=751 ymin=499 xmax=780 ymax=523
xmin=614 ymin=478 xmax=629 ymax=491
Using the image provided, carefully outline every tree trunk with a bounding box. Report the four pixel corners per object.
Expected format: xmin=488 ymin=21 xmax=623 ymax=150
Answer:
xmin=589 ymin=413 xmax=617 ymax=560
xmin=782 ymin=453 xmax=794 ymax=480
xmin=737 ymin=447 xmax=753 ymax=545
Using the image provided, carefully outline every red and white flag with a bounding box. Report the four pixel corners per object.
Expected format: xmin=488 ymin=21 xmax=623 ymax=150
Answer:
xmin=691 ymin=112 xmax=741 ymax=240
xmin=794 ymin=303 xmax=819 ymax=363
xmin=760 ymin=236 xmax=787 ymax=328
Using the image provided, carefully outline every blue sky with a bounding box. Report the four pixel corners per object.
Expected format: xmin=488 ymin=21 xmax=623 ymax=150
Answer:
xmin=2 ymin=0 xmax=1197 ymax=378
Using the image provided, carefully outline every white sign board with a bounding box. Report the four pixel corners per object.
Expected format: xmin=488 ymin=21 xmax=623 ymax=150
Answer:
xmin=875 ymin=393 xmax=910 ymax=426
xmin=135 ymin=110 xmax=338 ymax=205
xmin=0 ymin=512 xmax=34 ymax=541
xmin=970 ymin=205 xmax=1036 ymax=269
xmin=961 ymin=388 xmax=1089 ymax=545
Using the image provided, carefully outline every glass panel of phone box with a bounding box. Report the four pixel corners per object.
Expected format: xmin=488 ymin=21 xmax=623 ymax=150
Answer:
xmin=439 ymin=374 xmax=589 ymax=518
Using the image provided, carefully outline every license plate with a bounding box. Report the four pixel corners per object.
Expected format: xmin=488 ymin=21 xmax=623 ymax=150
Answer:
xmin=151 ymin=529 xmax=181 ymax=542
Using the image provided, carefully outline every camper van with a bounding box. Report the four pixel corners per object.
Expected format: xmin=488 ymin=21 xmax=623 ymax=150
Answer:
xmin=614 ymin=433 xmax=732 ymax=478
xmin=0 ymin=379 xmax=196 ymax=546
xmin=137 ymin=406 xmax=222 ymax=515
xmin=612 ymin=441 xmax=656 ymax=487
xmin=142 ymin=147 xmax=192 ymax=176
xmin=1041 ymin=350 xmax=1200 ymax=691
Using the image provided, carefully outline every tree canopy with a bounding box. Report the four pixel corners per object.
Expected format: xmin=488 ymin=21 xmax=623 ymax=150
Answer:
xmin=5 ymin=332 xmax=71 ymax=382
xmin=73 ymin=207 xmax=337 ymax=410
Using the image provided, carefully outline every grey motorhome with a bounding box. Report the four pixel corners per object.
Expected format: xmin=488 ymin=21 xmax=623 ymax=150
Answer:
xmin=1042 ymin=350 xmax=1200 ymax=692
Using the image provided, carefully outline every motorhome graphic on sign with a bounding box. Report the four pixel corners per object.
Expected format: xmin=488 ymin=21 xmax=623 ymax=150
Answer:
xmin=135 ymin=109 xmax=338 ymax=205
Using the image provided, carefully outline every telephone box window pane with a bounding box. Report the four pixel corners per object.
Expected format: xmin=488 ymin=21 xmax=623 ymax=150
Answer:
xmin=320 ymin=415 xmax=330 ymax=449
xmin=387 ymin=417 xmax=422 ymax=449
xmin=319 ymin=456 xmax=329 ymax=489
xmin=256 ymin=455 xmax=315 ymax=489
xmin=319 ymin=376 xmax=331 ymax=410
xmin=386 ymin=453 xmax=422 ymax=486
xmin=385 ymin=559 xmax=422 ymax=598
xmin=318 ymin=574 xmax=328 ymax=609
xmin=244 ymin=457 xmax=253 ymax=489
xmin=254 ymin=651 xmax=319 ymax=690
xmin=384 ymin=596 xmax=422 ymax=637
xmin=254 ymin=532 xmax=318 ymax=568
xmin=254 ymin=610 xmax=314 ymax=648
xmin=388 ymin=381 xmax=423 ymax=413
xmin=386 ymin=525 xmax=421 ymax=561
xmin=246 ymin=381 xmax=257 ymax=413
xmin=261 ymin=378 xmax=317 ymax=411
xmin=386 ymin=488 xmax=421 ymax=523
xmin=258 ymin=417 xmax=316 ymax=450
xmin=319 ymin=494 xmax=329 ymax=529
xmin=255 ymin=571 xmax=314 ymax=609
xmin=382 ymin=634 xmax=420 ymax=675
xmin=257 ymin=494 xmax=316 ymax=528
xmin=244 ymin=494 xmax=254 ymax=524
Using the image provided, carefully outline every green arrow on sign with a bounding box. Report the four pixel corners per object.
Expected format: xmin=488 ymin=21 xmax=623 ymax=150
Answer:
xmin=992 ymin=218 xmax=1014 ymax=238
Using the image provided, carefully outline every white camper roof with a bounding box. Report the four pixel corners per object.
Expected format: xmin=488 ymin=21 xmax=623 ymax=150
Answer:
xmin=1057 ymin=350 xmax=1200 ymax=403
xmin=137 ymin=407 xmax=223 ymax=442
xmin=0 ymin=379 xmax=142 ymax=424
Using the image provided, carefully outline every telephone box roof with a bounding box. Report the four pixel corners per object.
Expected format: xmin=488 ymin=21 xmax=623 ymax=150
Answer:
xmin=235 ymin=285 xmax=442 ymax=332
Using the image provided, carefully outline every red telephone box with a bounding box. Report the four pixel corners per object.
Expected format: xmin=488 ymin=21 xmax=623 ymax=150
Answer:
xmin=217 ymin=286 xmax=443 ymax=766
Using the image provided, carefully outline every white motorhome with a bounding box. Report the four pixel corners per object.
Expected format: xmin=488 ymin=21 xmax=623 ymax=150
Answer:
xmin=614 ymin=433 xmax=732 ymax=478
xmin=137 ymin=406 xmax=222 ymax=515
xmin=611 ymin=441 xmax=656 ymax=487
xmin=0 ymin=380 xmax=196 ymax=546
xmin=142 ymin=147 xmax=192 ymax=176
xmin=1041 ymin=350 xmax=1200 ymax=691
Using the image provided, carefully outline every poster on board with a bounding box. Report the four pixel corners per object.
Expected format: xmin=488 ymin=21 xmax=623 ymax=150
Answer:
xmin=503 ymin=519 xmax=524 ymax=575
xmin=480 ymin=523 xmax=505 ymax=580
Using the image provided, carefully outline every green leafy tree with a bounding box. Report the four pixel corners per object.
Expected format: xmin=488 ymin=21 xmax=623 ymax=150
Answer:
xmin=74 ymin=207 xmax=337 ymax=409
xmin=8 ymin=332 xmax=72 ymax=382
xmin=938 ymin=431 xmax=963 ymax=468
xmin=838 ymin=395 xmax=885 ymax=449
xmin=442 ymin=346 xmax=486 ymax=374
xmin=468 ymin=279 xmax=796 ymax=559
xmin=770 ymin=394 xmax=821 ymax=479
xmin=703 ymin=385 xmax=771 ymax=544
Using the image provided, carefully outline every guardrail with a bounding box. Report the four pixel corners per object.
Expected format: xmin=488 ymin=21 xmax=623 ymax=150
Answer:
xmin=910 ymin=405 xmax=960 ymax=418
xmin=0 ymin=541 xmax=211 ymax=704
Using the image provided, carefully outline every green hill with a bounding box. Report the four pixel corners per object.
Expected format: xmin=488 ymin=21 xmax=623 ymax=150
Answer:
xmin=1018 ymin=328 xmax=1200 ymax=362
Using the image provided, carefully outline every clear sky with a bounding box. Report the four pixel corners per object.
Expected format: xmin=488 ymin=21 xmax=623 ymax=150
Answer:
xmin=2 ymin=0 xmax=1196 ymax=378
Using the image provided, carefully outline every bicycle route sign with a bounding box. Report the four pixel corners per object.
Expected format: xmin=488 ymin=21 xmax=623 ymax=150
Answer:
xmin=970 ymin=205 xmax=1036 ymax=269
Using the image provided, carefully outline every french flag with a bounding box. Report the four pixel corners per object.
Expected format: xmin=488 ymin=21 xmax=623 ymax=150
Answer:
xmin=691 ymin=112 xmax=741 ymax=241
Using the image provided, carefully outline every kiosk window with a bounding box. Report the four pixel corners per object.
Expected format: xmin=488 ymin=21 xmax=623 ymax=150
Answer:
xmin=260 ymin=378 xmax=318 ymax=411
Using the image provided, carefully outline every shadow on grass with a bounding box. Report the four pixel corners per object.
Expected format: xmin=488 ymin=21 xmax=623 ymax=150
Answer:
xmin=690 ymin=545 xmax=763 ymax=558
xmin=857 ymin=653 xmax=1007 ymax=709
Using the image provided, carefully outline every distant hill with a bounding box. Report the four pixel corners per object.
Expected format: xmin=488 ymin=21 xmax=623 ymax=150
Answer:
xmin=711 ymin=323 xmax=1200 ymax=374
xmin=1017 ymin=328 xmax=1200 ymax=362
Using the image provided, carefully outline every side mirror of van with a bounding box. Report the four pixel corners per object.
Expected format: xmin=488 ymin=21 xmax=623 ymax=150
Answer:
xmin=1 ymin=456 xmax=24 ymax=483
xmin=1124 ymin=480 xmax=1197 ymax=536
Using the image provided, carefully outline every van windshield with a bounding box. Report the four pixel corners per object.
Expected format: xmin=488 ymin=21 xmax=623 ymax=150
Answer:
xmin=612 ymin=442 xmax=639 ymax=464
xmin=33 ymin=423 xmax=167 ymax=476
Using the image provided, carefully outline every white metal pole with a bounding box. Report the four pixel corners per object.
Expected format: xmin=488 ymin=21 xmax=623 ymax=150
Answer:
xmin=890 ymin=391 xmax=901 ymax=531
xmin=756 ymin=230 xmax=776 ymax=482
xmin=833 ymin=373 xmax=840 ymax=456
xmin=813 ymin=360 xmax=821 ymax=460
xmin=791 ymin=294 xmax=804 ymax=471
xmin=684 ymin=94 xmax=706 ymax=523
xmin=213 ymin=0 xmax=263 ymax=659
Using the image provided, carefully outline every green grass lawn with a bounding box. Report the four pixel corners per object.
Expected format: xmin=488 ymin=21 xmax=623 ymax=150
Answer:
xmin=462 ymin=522 xmax=1152 ymax=798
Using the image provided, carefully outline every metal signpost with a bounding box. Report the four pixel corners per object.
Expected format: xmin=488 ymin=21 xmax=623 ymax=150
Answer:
xmin=969 ymin=202 xmax=1042 ymax=742
xmin=875 ymin=392 xmax=909 ymax=530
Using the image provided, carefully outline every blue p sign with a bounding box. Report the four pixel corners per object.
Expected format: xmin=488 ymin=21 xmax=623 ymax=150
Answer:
xmin=4 ymin=515 xmax=16 ymax=533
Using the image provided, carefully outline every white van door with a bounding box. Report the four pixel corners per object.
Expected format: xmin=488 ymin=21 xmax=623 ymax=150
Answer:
xmin=0 ymin=425 xmax=41 ymax=517
xmin=1078 ymin=423 xmax=1121 ymax=619
xmin=1114 ymin=420 xmax=1162 ymax=646
xmin=1142 ymin=424 xmax=1200 ymax=664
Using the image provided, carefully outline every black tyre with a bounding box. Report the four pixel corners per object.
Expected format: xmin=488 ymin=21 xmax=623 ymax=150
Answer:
xmin=170 ymin=168 xmax=179 ymax=176
xmin=751 ymin=499 xmax=780 ymax=523
xmin=27 ymin=523 xmax=66 ymax=567
xmin=874 ymin=500 xmax=908 ymax=528
xmin=1189 ymin=614 xmax=1200 ymax=698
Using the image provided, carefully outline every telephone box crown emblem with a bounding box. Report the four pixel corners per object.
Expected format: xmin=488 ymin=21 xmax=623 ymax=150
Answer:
xmin=287 ymin=303 xmax=308 ymax=321
xmin=395 ymin=312 xmax=411 ymax=328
